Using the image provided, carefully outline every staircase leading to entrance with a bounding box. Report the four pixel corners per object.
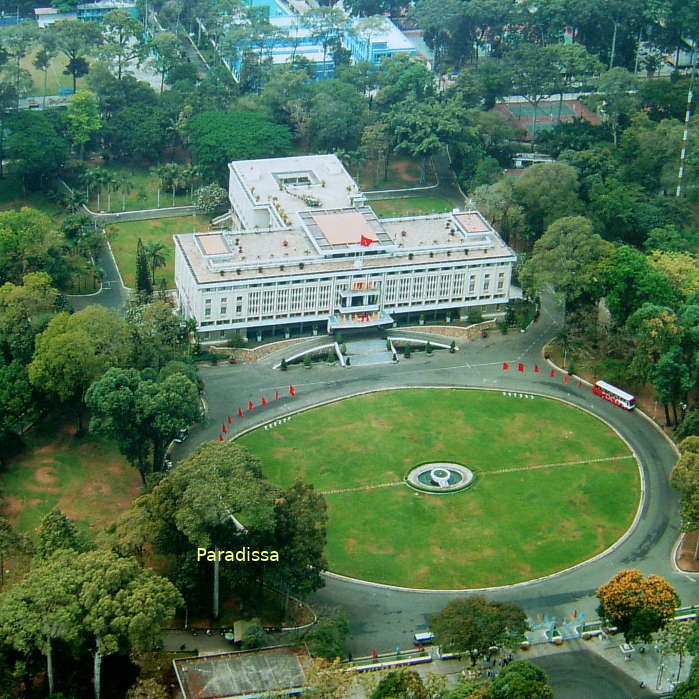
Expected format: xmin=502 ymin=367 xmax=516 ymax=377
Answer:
xmin=344 ymin=337 xmax=394 ymax=367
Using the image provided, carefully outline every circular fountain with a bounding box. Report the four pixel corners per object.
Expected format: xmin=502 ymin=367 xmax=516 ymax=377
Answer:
xmin=406 ymin=462 xmax=474 ymax=493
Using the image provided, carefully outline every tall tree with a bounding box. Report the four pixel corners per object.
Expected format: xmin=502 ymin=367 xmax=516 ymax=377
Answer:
xmin=67 ymin=89 xmax=102 ymax=160
xmin=0 ymin=22 xmax=37 ymax=109
xmin=597 ymin=569 xmax=679 ymax=643
xmin=100 ymin=9 xmax=147 ymax=80
xmin=597 ymin=67 xmax=639 ymax=146
xmin=49 ymin=19 xmax=102 ymax=93
xmin=507 ymin=44 xmax=558 ymax=144
xmin=32 ymin=32 xmax=57 ymax=109
xmin=136 ymin=238 xmax=153 ymax=296
xmin=651 ymin=346 xmax=692 ymax=426
xmin=149 ymin=31 xmax=182 ymax=94
xmin=0 ymin=552 xmax=82 ymax=695
xmin=75 ymin=550 xmax=182 ymax=699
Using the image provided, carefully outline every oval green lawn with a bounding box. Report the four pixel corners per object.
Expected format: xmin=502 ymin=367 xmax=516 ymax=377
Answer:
xmin=239 ymin=389 xmax=640 ymax=589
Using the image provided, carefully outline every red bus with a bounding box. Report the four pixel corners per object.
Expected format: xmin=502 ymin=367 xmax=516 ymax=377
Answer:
xmin=592 ymin=380 xmax=635 ymax=410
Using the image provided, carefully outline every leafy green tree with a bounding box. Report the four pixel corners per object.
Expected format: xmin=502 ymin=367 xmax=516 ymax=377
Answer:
xmin=149 ymin=32 xmax=182 ymax=94
xmin=136 ymin=238 xmax=152 ymax=296
xmin=374 ymin=54 xmax=434 ymax=111
xmin=372 ymin=669 xmax=429 ymax=699
xmin=0 ymin=552 xmax=82 ymax=695
xmin=410 ymin=0 xmax=472 ymax=70
xmin=387 ymin=96 xmax=460 ymax=183
xmin=28 ymin=306 xmax=131 ymax=432
xmin=657 ymin=620 xmax=695 ymax=683
xmin=86 ymin=367 xmax=201 ymax=480
xmin=472 ymin=179 xmax=524 ymax=245
xmin=652 ymin=347 xmax=693 ymax=426
xmin=272 ymin=481 xmax=327 ymax=598
xmin=672 ymin=439 xmax=699 ymax=530
xmin=507 ymin=44 xmax=558 ymax=143
xmin=597 ymin=67 xmax=639 ymax=146
xmin=429 ymin=597 xmax=528 ymax=656
xmin=0 ymin=209 xmax=68 ymax=287
xmin=520 ymin=216 xmax=612 ymax=311
xmin=309 ymin=79 xmax=368 ymax=152
xmin=602 ymin=246 xmax=680 ymax=326
xmin=139 ymin=441 xmax=278 ymax=616
xmin=644 ymin=226 xmax=699 ymax=254
xmin=511 ymin=162 xmax=582 ymax=241
xmin=596 ymin=569 xmax=679 ymax=643
xmin=126 ymin=299 xmax=185 ymax=370
xmin=0 ymin=22 xmax=37 ymax=109
xmin=677 ymin=411 xmax=699 ymax=440
xmin=67 ymin=89 xmax=102 ymax=160
xmin=0 ymin=518 xmax=22 ymax=588
xmin=185 ymin=110 xmax=292 ymax=181
xmin=74 ymin=549 xmax=182 ymax=699
xmin=49 ymin=19 xmax=102 ymax=92
xmin=0 ymin=272 xmax=59 ymax=364
xmin=36 ymin=508 xmax=82 ymax=559
xmin=0 ymin=359 xmax=33 ymax=454
xmin=100 ymin=9 xmax=147 ymax=80
xmin=102 ymin=103 xmax=170 ymax=161
xmin=490 ymin=660 xmax=554 ymax=698
xmin=626 ymin=304 xmax=682 ymax=383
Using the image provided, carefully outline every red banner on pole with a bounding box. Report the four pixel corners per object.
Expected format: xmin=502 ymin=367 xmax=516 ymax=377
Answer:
xmin=517 ymin=363 xmax=525 ymax=372
xmin=289 ymin=385 xmax=296 ymax=397
xmin=261 ymin=396 xmax=267 ymax=407
xmin=238 ymin=407 xmax=244 ymax=418
xmin=549 ymin=368 xmax=555 ymax=377
xmin=534 ymin=365 xmax=540 ymax=373
xmin=227 ymin=415 xmax=232 ymax=424
xmin=502 ymin=362 xmax=509 ymax=370
xmin=275 ymin=390 xmax=279 ymax=401
xmin=222 ymin=424 xmax=227 ymax=434
xmin=578 ymin=379 xmax=584 ymax=388
xmin=218 ymin=434 xmax=224 ymax=441
xmin=248 ymin=400 xmax=254 ymax=411
xmin=564 ymin=374 xmax=569 ymax=384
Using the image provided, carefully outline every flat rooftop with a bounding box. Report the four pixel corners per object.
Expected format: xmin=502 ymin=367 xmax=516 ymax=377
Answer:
xmin=176 ymin=211 xmax=514 ymax=285
xmin=174 ymin=646 xmax=310 ymax=699
xmin=230 ymin=154 xmax=358 ymax=218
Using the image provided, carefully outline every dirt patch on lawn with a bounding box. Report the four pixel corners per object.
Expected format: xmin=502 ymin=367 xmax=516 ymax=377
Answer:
xmin=34 ymin=466 xmax=59 ymax=485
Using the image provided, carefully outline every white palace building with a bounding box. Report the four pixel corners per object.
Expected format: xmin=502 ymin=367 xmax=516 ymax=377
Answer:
xmin=174 ymin=155 xmax=517 ymax=343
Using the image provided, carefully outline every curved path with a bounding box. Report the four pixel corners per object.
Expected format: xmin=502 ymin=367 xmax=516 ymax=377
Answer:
xmin=177 ymin=295 xmax=691 ymax=654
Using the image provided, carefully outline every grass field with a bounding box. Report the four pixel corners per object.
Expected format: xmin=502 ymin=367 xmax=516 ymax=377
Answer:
xmin=20 ymin=49 xmax=73 ymax=96
xmin=239 ymin=389 xmax=639 ymax=589
xmin=2 ymin=423 xmax=141 ymax=539
xmin=110 ymin=215 xmax=210 ymax=288
xmin=0 ymin=173 xmax=64 ymax=218
xmin=370 ymin=196 xmax=453 ymax=219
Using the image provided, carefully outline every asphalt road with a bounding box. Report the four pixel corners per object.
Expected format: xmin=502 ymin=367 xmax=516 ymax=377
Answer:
xmin=175 ymin=294 xmax=693 ymax=656
xmin=67 ymin=239 xmax=129 ymax=312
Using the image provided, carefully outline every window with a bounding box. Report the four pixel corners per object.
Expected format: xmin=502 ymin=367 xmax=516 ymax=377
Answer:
xmin=220 ymin=306 xmax=227 ymax=315
xmin=483 ymin=274 xmax=490 ymax=292
xmin=204 ymin=308 xmax=211 ymax=317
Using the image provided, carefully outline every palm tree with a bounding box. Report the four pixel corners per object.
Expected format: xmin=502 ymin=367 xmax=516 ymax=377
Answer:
xmin=113 ymin=173 xmax=132 ymax=211
xmin=104 ymin=171 xmax=118 ymax=212
xmin=92 ymin=168 xmax=111 ymax=211
xmin=149 ymin=166 xmax=167 ymax=208
xmin=143 ymin=241 xmax=166 ymax=284
xmin=162 ymin=163 xmax=184 ymax=207
xmin=81 ymin=169 xmax=98 ymax=204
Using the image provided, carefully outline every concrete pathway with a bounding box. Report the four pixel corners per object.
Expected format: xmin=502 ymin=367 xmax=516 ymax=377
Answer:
xmin=177 ymin=293 xmax=692 ymax=667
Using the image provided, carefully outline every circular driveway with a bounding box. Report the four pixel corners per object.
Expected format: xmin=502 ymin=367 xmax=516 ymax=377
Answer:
xmin=177 ymin=295 xmax=688 ymax=654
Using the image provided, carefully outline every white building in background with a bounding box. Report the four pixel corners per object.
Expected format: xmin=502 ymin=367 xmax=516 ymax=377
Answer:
xmin=174 ymin=154 xmax=517 ymax=343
